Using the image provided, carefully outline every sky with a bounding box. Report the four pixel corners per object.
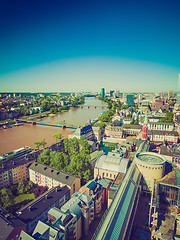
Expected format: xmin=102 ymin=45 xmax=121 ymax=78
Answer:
xmin=0 ymin=0 xmax=180 ymax=93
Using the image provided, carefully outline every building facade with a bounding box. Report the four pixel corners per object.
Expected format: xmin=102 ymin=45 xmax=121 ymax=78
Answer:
xmin=29 ymin=162 xmax=81 ymax=196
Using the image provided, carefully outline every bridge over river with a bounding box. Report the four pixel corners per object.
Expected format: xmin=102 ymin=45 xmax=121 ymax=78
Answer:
xmin=17 ymin=119 xmax=77 ymax=129
xmin=78 ymin=105 xmax=108 ymax=109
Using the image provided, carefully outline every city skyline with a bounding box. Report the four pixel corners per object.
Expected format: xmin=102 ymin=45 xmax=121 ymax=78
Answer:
xmin=0 ymin=0 xmax=180 ymax=92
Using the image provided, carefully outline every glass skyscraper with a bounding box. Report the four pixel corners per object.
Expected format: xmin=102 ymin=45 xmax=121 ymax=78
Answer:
xmin=101 ymin=88 xmax=105 ymax=98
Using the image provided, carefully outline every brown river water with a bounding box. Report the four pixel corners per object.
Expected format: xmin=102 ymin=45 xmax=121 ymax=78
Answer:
xmin=0 ymin=97 xmax=107 ymax=154
xmin=0 ymin=124 xmax=73 ymax=154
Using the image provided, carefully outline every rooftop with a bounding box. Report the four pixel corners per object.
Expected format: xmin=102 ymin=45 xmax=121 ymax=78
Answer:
xmin=95 ymin=154 xmax=129 ymax=174
xmin=29 ymin=161 xmax=80 ymax=186
xmin=16 ymin=186 xmax=69 ymax=224
xmin=0 ymin=207 xmax=26 ymax=240
xmin=137 ymin=152 xmax=166 ymax=165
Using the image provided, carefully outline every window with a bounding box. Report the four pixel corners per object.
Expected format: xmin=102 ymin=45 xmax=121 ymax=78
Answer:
xmin=73 ymin=183 xmax=75 ymax=193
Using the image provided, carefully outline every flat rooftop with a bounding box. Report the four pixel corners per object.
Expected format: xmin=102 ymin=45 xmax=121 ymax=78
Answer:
xmin=137 ymin=153 xmax=166 ymax=165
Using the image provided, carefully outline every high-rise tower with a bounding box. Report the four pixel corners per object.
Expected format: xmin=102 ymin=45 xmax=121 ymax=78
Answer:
xmin=101 ymin=88 xmax=105 ymax=98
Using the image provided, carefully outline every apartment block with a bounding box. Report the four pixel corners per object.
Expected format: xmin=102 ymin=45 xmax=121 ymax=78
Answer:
xmin=29 ymin=162 xmax=81 ymax=196
xmin=16 ymin=186 xmax=70 ymax=234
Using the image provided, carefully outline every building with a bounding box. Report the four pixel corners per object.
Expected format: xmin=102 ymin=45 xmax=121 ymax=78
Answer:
xmin=60 ymin=199 xmax=82 ymax=239
xmin=94 ymin=152 xmax=129 ymax=181
xmin=0 ymin=153 xmax=35 ymax=189
xmin=101 ymin=88 xmax=105 ymax=98
xmin=92 ymin=126 xmax=101 ymax=141
xmin=93 ymin=161 xmax=142 ymax=240
xmin=168 ymin=90 xmax=174 ymax=99
xmin=110 ymin=90 xmax=114 ymax=97
xmin=148 ymin=122 xmax=174 ymax=131
xmin=126 ymin=94 xmax=134 ymax=106
xmin=29 ymin=162 xmax=81 ymax=196
xmin=135 ymin=152 xmax=166 ymax=192
xmin=142 ymin=113 xmax=148 ymax=140
xmin=19 ymin=220 xmax=64 ymax=240
xmin=159 ymin=143 xmax=180 ymax=168
xmin=72 ymin=191 xmax=94 ymax=235
xmin=148 ymin=129 xmax=179 ymax=143
xmin=0 ymin=207 xmax=26 ymax=240
xmin=111 ymin=111 xmax=122 ymax=126
xmin=16 ymin=186 xmax=70 ymax=234
xmin=29 ymin=107 xmax=43 ymax=114
xmin=48 ymin=206 xmax=81 ymax=240
xmin=69 ymin=124 xmax=96 ymax=141
xmin=104 ymin=125 xmax=124 ymax=139
xmin=81 ymin=179 xmax=103 ymax=216
xmin=122 ymin=124 xmax=142 ymax=136
xmin=96 ymin=177 xmax=111 ymax=207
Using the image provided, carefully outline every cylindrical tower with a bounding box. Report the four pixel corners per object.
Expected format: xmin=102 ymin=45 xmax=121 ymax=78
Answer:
xmin=135 ymin=152 xmax=166 ymax=191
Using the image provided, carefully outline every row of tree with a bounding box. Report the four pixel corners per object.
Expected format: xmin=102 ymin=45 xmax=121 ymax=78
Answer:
xmin=34 ymin=133 xmax=63 ymax=149
xmin=37 ymin=138 xmax=93 ymax=180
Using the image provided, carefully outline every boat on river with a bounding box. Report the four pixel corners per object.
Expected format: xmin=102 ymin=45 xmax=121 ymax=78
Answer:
xmin=0 ymin=146 xmax=32 ymax=162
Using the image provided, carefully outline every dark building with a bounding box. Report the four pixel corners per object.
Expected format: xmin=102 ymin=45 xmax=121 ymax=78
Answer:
xmin=101 ymin=88 xmax=105 ymax=98
xmin=16 ymin=186 xmax=70 ymax=234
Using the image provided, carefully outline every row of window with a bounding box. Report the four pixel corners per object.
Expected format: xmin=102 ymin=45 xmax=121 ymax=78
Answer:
xmin=138 ymin=164 xmax=163 ymax=170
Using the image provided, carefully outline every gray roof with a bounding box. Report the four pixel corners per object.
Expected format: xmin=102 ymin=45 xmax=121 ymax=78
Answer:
xmin=148 ymin=122 xmax=174 ymax=126
xmin=97 ymin=178 xmax=111 ymax=188
xmin=160 ymin=145 xmax=180 ymax=157
xmin=122 ymin=124 xmax=142 ymax=129
xmin=61 ymin=198 xmax=82 ymax=220
xmin=32 ymin=220 xmax=60 ymax=239
xmin=16 ymin=186 xmax=69 ymax=224
xmin=72 ymin=191 xmax=92 ymax=206
xmin=95 ymin=155 xmax=129 ymax=174
xmin=0 ymin=207 xmax=25 ymax=240
xmin=148 ymin=130 xmax=179 ymax=136
xmin=29 ymin=162 xmax=80 ymax=186
xmin=19 ymin=231 xmax=35 ymax=240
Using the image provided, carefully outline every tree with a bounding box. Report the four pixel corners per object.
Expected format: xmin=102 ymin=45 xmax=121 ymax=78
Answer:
xmin=37 ymin=138 xmax=93 ymax=180
xmin=41 ymin=139 xmax=47 ymax=149
xmin=17 ymin=179 xmax=27 ymax=194
xmin=34 ymin=141 xmax=41 ymax=150
xmin=53 ymin=133 xmax=63 ymax=143
xmin=0 ymin=188 xmax=15 ymax=212
xmin=38 ymin=148 xmax=51 ymax=165
xmin=121 ymin=104 xmax=128 ymax=110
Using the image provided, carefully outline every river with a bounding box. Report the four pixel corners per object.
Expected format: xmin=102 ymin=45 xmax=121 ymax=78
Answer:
xmin=0 ymin=97 xmax=107 ymax=154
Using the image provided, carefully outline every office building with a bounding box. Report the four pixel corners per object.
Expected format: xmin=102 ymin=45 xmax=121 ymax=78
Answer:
xmin=110 ymin=90 xmax=114 ymax=97
xmin=126 ymin=94 xmax=134 ymax=106
xmin=101 ymin=88 xmax=105 ymax=98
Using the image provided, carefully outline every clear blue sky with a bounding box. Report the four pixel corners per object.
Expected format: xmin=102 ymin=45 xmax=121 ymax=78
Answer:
xmin=0 ymin=0 xmax=180 ymax=92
